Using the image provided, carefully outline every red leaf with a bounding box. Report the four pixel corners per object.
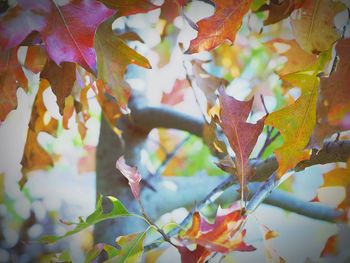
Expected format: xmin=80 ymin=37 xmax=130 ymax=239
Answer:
xmin=320 ymin=234 xmax=338 ymax=257
xmin=0 ymin=0 xmax=115 ymax=73
xmin=179 ymin=202 xmax=255 ymax=254
xmin=116 ymin=156 xmax=142 ymax=201
xmin=186 ymin=0 xmax=252 ymax=54
xmin=177 ymin=245 xmax=211 ymax=263
xmin=218 ymin=87 xmax=266 ymax=196
xmin=98 ymin=0 xmax=160 ymax=17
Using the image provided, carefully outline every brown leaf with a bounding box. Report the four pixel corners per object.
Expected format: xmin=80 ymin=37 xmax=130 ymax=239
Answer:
xmin=258 ymin=0 xmax=303 ymax=25
xmin=24 ymin=45 xmax=47 ymax=74
xmin=186 ymin=0 xmax=252 ymax=54
xmin=0 ymin=47 xmax=28 ymax=121
xmin=20 ymin=79 xmax=58 ymax=187
xmin=310 ymin=38 xmax=350 ymax=148
xmin=218 ymin=87 xmax=266 ymax=195
xmin=41 ymin=60 xmax=76 ymax=115
xmin=291 ymin=0 xmax=345 ymax=54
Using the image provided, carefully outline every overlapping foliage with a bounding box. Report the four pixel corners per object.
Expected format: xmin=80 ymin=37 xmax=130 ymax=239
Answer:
xmin=1 ymin=0 xmax=349 ymax=262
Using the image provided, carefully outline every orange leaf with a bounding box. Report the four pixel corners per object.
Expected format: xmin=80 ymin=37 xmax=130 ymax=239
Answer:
xmin=0 ymin=47 xmax=28 ymax=121
xmin=186 ymin=0 xmax=252 ymax=54
xmin=320 ymin=234 xmax=338 ymax=257
xmin=179 ymin=202 xmax=255 ymax=254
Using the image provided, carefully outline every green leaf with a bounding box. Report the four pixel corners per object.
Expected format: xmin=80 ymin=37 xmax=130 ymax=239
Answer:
xmin=105 ymin=231 xmax=147 ymax=263
xmin=41 ymin=195 xmax=130 ymax=243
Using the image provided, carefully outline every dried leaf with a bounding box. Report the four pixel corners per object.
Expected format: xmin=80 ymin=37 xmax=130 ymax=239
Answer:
xmin=258 ymin=0 xmax=303 ymax=25
xmin=0 ymin=47 xmax=28 ymax=121
xmin=20 ymin=79 xmax=58 ymax=187
xmin=291 ymin=0 xmax=345 ymax=54
xmin=260 ymin=225 xmax=285 ymax=263
xmin=186 ymin=0 xmax=252 ymax=54
xmin=41 ymin=60 xmax=76 ymax=115
xmin=116 ymin=156 xmax=142 ymax=201
xmin=310 ymin=38 xmax=350 ymax=148
xmin=24 ymin=45 xmax=47 ymax=73
xmin=218 ymin=87 xmax=266 ymax=194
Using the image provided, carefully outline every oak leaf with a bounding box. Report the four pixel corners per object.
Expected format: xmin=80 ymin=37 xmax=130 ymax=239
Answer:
xmin=179 ymin=203 xmax=255 ymax=255
xmin=98 ymin=0 xmax=159 ymax=16
xmin=24 ymin=45 xmax=47 ymax=74
xmin=94 ymin=17 xmax=151 ymax=110
xmin=0 ymin=0 xmax=115 ymax=72
xmin=218 ymin=87 xmax=266 ymax=194
xmin=310 ymin=38 xmax=350 ymax=148
xmin=20 ymin=79 xmax=58 ymax=187
xmin=258 ymin=0 xmax=303 ymax=25
xmin=265 ymin=51 xmax=331 ymax=176
xmin=0 ymin=47 xmax=28 ymax=121
xmin=264 ymin=38 xmax=317 ymax=76
xmin=186 ymin=0 xmax=252 ymax=54
xmin=290 ymin=0 xmax=345 ymax=54
xmin=41 ymin=60 xmax=76 ymax=115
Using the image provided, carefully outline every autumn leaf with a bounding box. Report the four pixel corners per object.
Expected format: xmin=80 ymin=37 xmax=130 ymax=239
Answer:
xmin=98 ymin=0 xmax=159 ymax=16
xmin=116 ymin=156 xmax=142 ymax=201
xmin=260 ymin=225 xmax=286 ymax=263
xmin=258 ymin=0 xmax=303 ymax=25
xmin=179 ymin=202 xmax=255 ymax=255
xmin=320 ymin=234 xmax=338 ymax=257
xmin=290 ymin=0 xmax=345 ymax=54
xmin=186 ymin=0 xmax=252 ymax=54
xmin=0 ymin=0 xmax=115 ymax=72
xmin=218 ymin=87 xmax=266 ymax=196
xmin=41 ymin=195 xmax=130 ymax=243
xmin=20 ymin=79 xmax=58 ymax=188
xmin=177 ymin=245 xmax=211 ymax=263
xmin=265 ymin=51 xmax=331 ymax=176
xmin=41 ymin=60 xmax=76 ymax=115
xmin=264 ymin=38 xmax=317 ymax=76
xmin=78 ymin=146 xmax=96 ymax=174
xmin=203 ymin=117 xmax=228 ymax=156
xmin=24 ymin=45 xmax=47 ymax=74
xmin=94 ymin=17 xmax=151 ymax=110
xmin=161 ymin=79 xmax=189 ymax=106
xmin=0 ymin=47 xmax=28 ymax=121
xmin=192 ymin=60 xmax=229 ymax=108
xmin=310 ymin=38 xmax=350 ymax=148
